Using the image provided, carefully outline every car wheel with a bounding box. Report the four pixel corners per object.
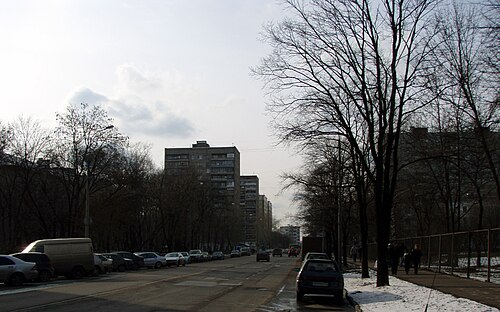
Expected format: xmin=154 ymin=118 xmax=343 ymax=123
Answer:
xmin=38 ymin=269 xmax=51 ymax=282
xmin=8 ymin=273 xmax=25 ymax=286
xmin=71 ymin=266 xmax=85 ymax=279
xmin=296 ymin=291 xmax=304 ymax=302
xmin=155 ymin=262 xmax=162 ymax=269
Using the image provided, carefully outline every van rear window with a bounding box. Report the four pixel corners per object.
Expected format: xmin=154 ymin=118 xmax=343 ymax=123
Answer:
xmin=33 ymin=245 xmax=44 ymax=253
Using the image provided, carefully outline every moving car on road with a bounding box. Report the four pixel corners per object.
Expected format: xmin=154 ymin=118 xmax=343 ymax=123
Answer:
xmin=256 ymin=250 xmax=270 ymax=262
xmin=296 ymin=259 xmax=344 ymax=303
xmin=272 ymin=248 xmax=283 ymax=257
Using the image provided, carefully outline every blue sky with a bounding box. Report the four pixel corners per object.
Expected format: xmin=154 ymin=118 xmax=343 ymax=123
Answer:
xmin=0 ymin=0 xmax=302 ymax=224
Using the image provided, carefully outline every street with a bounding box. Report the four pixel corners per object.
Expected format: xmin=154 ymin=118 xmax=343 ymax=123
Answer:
xmin=0 ymin=255 xmax=354 ymax=312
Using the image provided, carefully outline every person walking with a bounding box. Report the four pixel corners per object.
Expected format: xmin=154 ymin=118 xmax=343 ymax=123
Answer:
xmin=350 ymin=245 xmax=358 ymax=262
xmin=411 ymin=244 xmax=422 ymax=274
xmin=389 ymin=242 xmax=400 ymax=275
xmin=403 ymin=251 xmax=411 ymax=274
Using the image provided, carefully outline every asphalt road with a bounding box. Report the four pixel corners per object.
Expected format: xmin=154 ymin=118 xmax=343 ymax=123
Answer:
xmin=0 ymin=255 xmax=354 ymax=312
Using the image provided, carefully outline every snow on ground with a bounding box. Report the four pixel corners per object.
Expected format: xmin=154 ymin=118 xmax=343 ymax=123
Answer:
xmin=344 ymin=272 xmax=499 ymax=312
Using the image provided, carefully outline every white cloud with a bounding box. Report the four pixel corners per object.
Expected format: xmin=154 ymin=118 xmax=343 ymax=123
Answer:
xmin=65 ymin=65 xmax=196 ymax=139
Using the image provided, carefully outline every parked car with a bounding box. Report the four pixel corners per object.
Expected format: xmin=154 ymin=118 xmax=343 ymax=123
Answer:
xmin=22 ymin=238 xmax=94 ymax=279
xmin=114 ymin=251 xmax=144 ymax=270
xmin=201 ymin=252 xmax=211 ymax=262
xmin=240 ymin=247 xmax=251 ymax=256
xmin=93 ymin=253 xmax=113 ymax=274
xmin=0 ymin=255 xmax=38 ymax=286
xmin=272 ymin=248 xmax=283 ymax=257
xmin=11 ymin=252 xmax=54 ymax=282
xmin=103 ymin=253 xmax=130 ymax=272
xmin=135 ymin=252 xmax=166 ymax=269
xmin=230 ymin=250 xmax=241 ymax=258
xmin=212 ymin=251 xmax=224 ymax=260
xmin=256 ymin=250 xmax=270 ymax=262
xmin=303 ymin=252 xmax=329 ymax=262
xmin=296 ymin=259 xmax=344 ymax=303
xmin=180 ymin=252 xmax=191 ymax=264
xmin=165 ymin=252 xmax=186 ymax=267
xmin=188 ymin=250 xmax=203 ymax=262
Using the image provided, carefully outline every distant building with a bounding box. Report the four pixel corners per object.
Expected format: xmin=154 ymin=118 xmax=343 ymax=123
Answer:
xmin=240 ymin=175 xmax=259 ymax=245
xmin=240 ymin=177 xmax=273 ymax=247
xmin=164 ymin=140 xmax=240 ymax=211
xmin=257 ymin=194 xmax=272 ymax=247
xmin=279 ymin=225 xmax=301 ymax=245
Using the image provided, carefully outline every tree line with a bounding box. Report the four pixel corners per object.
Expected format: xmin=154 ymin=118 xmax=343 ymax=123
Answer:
xmin=1 ymin=104 xmax=289 ymax=254
xmin=252 ymin=0 xmax=498 ymax=286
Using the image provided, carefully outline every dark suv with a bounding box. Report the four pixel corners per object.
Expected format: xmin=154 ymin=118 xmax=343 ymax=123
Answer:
xmin=272 ymin=248 xmax=283 ymax=257
xmin=114 ymin=251 xmax=144 ymax=270
xmin=11 ymin=252 xmax=54 ymax=282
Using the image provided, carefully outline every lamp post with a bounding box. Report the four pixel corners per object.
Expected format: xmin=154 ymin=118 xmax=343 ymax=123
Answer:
xmin=84 ymin=124 xmax=114 ymax=238
xmin=337 ymin=135 xmax=342 ymax=269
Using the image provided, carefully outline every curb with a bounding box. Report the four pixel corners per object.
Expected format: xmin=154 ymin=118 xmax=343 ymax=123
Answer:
xmin=346 ymin=292 xmax=362 ymax=312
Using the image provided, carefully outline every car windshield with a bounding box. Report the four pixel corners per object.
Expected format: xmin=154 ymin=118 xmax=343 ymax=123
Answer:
xmin=307 ymin=253 xmax=328 ymax=260
xmin=305 ymin=261 xmax=338 ymax=272
xmin=166 ymin=253 xmax=178 ymax=257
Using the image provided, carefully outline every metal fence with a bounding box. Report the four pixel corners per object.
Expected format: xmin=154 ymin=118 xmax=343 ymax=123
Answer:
xmin=367 ymin=228 xmax=500 ymax=283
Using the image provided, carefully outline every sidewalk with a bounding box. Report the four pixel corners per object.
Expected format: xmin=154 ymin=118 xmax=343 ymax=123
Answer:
xmin=348 ymin=261 xmax=500 ymax=309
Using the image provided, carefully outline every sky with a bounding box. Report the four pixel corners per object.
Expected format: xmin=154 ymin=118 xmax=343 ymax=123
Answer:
xmin=0 ymin=0 xmax=304 ymax=224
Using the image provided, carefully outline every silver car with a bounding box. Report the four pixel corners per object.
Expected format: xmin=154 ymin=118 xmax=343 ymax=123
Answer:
xmin=0 ymin=255 xmax=38 ymax=286
xmin=134 ymin=252 xmax=166 ymax=269
xmin=165 ymin=252 xmax=186 ymax=267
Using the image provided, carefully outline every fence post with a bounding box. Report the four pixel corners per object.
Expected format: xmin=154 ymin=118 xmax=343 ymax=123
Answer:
xmin=451 ymin=233 xmax=455 ymax=275
xmin=487 ymin=229 xmax=491 ymax=283
xmin=438 ymin=235 xmax=442 ymax=273
xmin=427 ymin=236 xmax=431 ymax=270
xmin=467 ymin=231 xmax=471 ymax=279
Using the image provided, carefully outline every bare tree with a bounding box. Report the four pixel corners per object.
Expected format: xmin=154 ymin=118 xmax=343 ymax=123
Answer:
xmin=253 ymin=0 xmax=436 ymax=286
xmin=426 ymin=2 xmax=499 ymax=202
xmin=51 ymin=103 xmax=128 ymax=237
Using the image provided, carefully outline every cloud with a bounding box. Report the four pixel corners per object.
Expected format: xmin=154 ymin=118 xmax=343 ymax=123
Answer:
xmin=66 ymin=86 xmax=109 ymax=106
xmin=64 ymin=65 xmax=196 ymax=139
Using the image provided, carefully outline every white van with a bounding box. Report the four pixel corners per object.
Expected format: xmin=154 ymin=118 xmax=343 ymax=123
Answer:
xmin=22 ymin=238 xmax=94 ymax=279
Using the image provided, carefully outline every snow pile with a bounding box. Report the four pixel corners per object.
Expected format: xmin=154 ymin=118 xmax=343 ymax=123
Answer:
xmin=344 ymin=272 xmax=499 ymax=312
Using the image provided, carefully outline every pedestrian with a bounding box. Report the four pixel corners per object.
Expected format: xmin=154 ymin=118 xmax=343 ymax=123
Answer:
xmin=389 ymin=242 xmax=399 ymax=275
xmin=403 ymin=251 xmax=411 ymax=274
xmin=350 ymin=245 xmax=358 ymax=262
xmin=411 ymin=244 xmax=422 ymax=274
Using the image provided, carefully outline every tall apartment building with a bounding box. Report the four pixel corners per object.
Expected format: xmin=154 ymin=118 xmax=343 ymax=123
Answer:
xmin=164 ymin=140 xmax=241 ymax=212
xmin=396 ymin=127 xmax=499 ymax=235
xmin=240 ymin=176 xmax=259 ymax=245
xmin=279 ymin=225 xmax=301 ymax=245
xmin=258 ymin=195 xmax=273 ymax=247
